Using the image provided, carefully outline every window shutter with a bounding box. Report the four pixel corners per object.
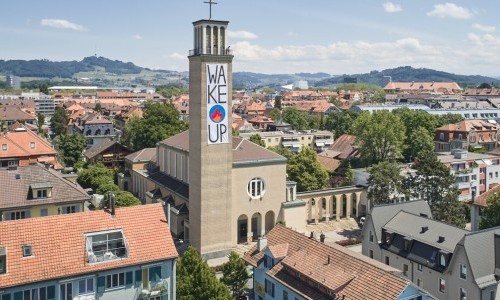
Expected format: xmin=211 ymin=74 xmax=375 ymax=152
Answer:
xmin=47 ymin=285 xmax=56 ymax=300
xmin=97 ymin=276 xmax=106 ymax=293
xmin=135 ymin=269 xmax=142 ymax=287
xmin=2 ymin=294 xmax=12 ymax=300
xmin=149 ymin=266 xmax=162 ymax=282
xmin=13 ymin=292 xmax=22 ymax=300
xmin=126 ymin=271 xmax=133 ymax=287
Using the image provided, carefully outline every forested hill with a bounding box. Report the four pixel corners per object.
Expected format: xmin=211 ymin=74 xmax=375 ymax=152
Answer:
xmin=0 ymin=56 xmax=145 ymax=78
xmin=314 ymin=66 xmax=500 ymax=88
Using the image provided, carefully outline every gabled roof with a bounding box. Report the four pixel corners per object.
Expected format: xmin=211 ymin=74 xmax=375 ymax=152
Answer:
xmin=125 ymin=148 xmax=157 ymax=163
xmin=0 ymin=128 xmax=57 ymax=159
xmin=244 ymin=225 xmax=417 ymax=300
xmin=0 ymin=164 xmax=90 ymax=210
xmin=325 ymin=134 xmax=358 ymax=160
xmin=0 ymin=106 xmax=36 ymax=121
xmin=384 ymin=82 xmax=461 ymax=92
xmin=470 ymin=183 xmax=500 ymax=207
xmin=436 ymin=119 xmax=499 ymax=132
xmin=0 ymin=203 xmax=178 ymax=288
xmin=367 ymin=200 xmax=432 ymax=243
xmin=84 ymin=139 xmax=130 ymax=160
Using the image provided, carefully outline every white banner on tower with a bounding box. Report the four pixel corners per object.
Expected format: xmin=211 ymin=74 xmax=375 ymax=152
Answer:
xmin=206 ymin=63 xmax=229 ymax=144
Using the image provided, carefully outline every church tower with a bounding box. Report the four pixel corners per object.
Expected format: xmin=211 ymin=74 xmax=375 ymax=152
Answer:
xmin=188 ymin=15 xmax=234 ymax=257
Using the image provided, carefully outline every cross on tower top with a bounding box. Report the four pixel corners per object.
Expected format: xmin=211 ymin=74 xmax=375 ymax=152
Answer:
xmin=204 ymin=0 xmax=218 ymax=19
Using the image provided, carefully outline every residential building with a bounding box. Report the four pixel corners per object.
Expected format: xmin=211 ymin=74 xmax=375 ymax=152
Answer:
xmin=84 ymin=138 xmax=132 ymax=168
xmin=437 ymin=150 xmax=500 ymax=201
xmin=0 ymin=106 xmax=37 ymax=126
xmin=469 ymin=183 xmax=500 ymax=231
xmin=21 ymin=92 xmax=55 ymax=118
xmin=118 ymin=148 xmax=157 ymax=198
xmin=361 ymin=201 xmax=500 ymax=300
xmin=239 ymin=130 xmax=334 ymax=153
xmin=0 ymin=203 xmax=178 ymax=300
xmin=383 ymin=81 xmax=462 ymax=94
xmin=72 ymin=113 xmax=116 ymax=148
xmin=0 ymin=164 xmax=90 ymax=221
xmin=244 ymin=225 xmax=432 ymax=300
xmin=5 ymin=75 xmax=21 ymax=89
xmin=0 ymin=126 xmax=61 ymax=169
xmin=316 ymin=134 xmax=359 ymax=172
xmin=435 ymin=120 xmax=499 ymax=152
xmin=463 ymin=88 xmax=500 ymax=100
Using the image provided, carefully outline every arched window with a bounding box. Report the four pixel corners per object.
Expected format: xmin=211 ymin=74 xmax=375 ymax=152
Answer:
xmin=95 ymin=129 xmax=101 ymax=135
xmin=86 ymin=130 xmax=91 ymax=136
xmin=105 ymin=129 xmax=110 ymax=135
xmin=247 ymin=177 xmax=265 ymax=199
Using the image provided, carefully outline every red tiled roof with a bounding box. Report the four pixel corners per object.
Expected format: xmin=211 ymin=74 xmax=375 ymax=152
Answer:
xmin=244 ymin=225 xmax=411 ymax=300
xmin=0 ymin=128 xmax=57 ymax=159
xmin=0 ymin=106 xmax=36 ymax=121
xmin=471 ymin=183 xmax=500 ymax=207
xmin=384 ymin=81 xmax=461 ymax=92
xmin=0 ymin=204 xmax=178 ymax=288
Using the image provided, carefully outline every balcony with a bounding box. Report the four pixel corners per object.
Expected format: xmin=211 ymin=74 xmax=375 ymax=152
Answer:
xmin=189 ymin=48 xmax=233 ymax=56
xmin=86 ymin=230 xmax=128 ymax=264
xmin=137 ymin=281 xmax=168 ymax=300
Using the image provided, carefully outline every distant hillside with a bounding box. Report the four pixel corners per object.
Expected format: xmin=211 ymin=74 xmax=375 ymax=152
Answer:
xmin=233 ymin=72 xmax=331 ymax=89
xmin=314 ymin=66 xmax=500 ymax=88
xmin=0 ymin=56 xmax=147 ymax=78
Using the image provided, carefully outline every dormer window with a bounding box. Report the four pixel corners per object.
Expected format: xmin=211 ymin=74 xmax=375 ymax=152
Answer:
xmin=439 ymin=253 xmax=447 ymax=267
xmin=85 ymin=230 xmax=128 ymax=264
xmin=2 ymin=144 xmax=7 ymax=151
xmin=30 ymin=182 xmax=53 ymax=199
xmin=23 ymin=245 xmax=32 ymax=257
xmin=30 ymin=142 xmax=35 ymax=149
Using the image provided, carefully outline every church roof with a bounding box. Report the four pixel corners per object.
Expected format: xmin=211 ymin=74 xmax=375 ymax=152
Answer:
xmin=160 ymin=131 xmax=287 ymax=165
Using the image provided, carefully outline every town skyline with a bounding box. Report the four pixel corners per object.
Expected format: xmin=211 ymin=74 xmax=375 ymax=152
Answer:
xmin=1 ymin=0 xmax=500 ymax=76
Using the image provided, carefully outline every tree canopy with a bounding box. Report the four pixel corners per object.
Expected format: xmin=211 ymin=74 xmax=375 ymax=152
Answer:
xmin=479 ymin=194 xmax=500 ymax=230
xmin=50 ymin=107 xmax=68 ymax=137
xmin=405 ymin=126 xmax=435 ymax=162
xmin=249 ymin=134 xmax=266 ymax=148
xmin=367 ymin=161 xmax=405 ymax=206
xmin=122 ymin=101 xmax=188 ymax=151
xmin=221 ymin=251 xmax=250 ymax=298
xmin=281 ymin=107 xmax=311 ymax=130
xmin=351 ymin=111 xmax=406 ymax=165
xmin=324 ymin=110 xmax=359 ymax=139
xmin=56 ymin=134 xmax=87 ymax=167
xmin=177 ymin=246 xmax=232 ymax=300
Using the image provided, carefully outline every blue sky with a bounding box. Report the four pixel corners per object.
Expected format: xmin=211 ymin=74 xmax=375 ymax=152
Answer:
xmin=1 ymin=1 xmax=500 ymax=76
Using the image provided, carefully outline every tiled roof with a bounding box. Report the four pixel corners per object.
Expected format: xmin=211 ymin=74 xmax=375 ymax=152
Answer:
xmin=0 ymin=203 xmax=178 ymax=288
xmin=148 ymin=170 xmax=189 ymax=200
xmin=327 ymin=134 xmax=358 ymax=160
xmin=0 ymin=128 xmax=57 ymax=159
xmin=125 ymin=148 xmax=157 ymax=163
xmin=268 ymin=243 xmax=288 ymax=259
xmin=384 ymin=82 xmax=462 ymax=92
xmin=470 ymin=183 xmax=500 ymax=207
xmin=0 ymin=106 xmax=36 ymax=121
xmin=436 ymin=119 xmax=499 ymax=132
xmin=0 ymin=164 xmax=90 ymax=210
xmin=244 ymin=225 xmax=414 ymax=300
xmin=84 ymin=139 xmax=130 ymax=160
xmin=161 ymin=131 xmax=286 ymax=164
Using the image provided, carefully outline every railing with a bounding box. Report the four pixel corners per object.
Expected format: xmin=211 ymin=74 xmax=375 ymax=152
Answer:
xmin=137 ymin=281 xmax=169 ymax=300
xmin=189 ymin=48 xmax=233 ymax=56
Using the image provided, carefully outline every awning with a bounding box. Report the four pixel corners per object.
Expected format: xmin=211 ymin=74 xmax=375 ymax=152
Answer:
xmin=315 ymin=142 xmax=325 ymax=147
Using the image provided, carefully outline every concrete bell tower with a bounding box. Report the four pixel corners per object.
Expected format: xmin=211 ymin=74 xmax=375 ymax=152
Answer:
xmin=188 ymin=15 xmax=234 ymax=257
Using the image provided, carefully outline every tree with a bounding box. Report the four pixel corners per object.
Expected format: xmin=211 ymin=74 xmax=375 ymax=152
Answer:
xmin=351 ymin=111 xmax=406 ymax=165
xmin=285 ymin=147 xmax=329 ymax=192
xmin=437 ymin=113 xmax=464 ymax=127
xmin=268 ymin=108 xmax=282 ymax=123
xmin=94 ymin=102 xmax=102 ymax=113
xmin=77 ymin=163 xmax=115 ymax=191
xmin=409 ymin=150 xmax=466 ymax=227
xmin=324 ymin=110 xmax=359 ymax=139
xmin=122 ymin=102 xmax=188 ymax=151
xmin=274 ymin=96 xmax=282 ymax=110
xmin=177 ymin=246 xmax=232 ymax=300
xmin=369 ymin=90 xmax=386 ymax=103
xmin=37 ymin=113 xmax=45 ymax=135
xmin=340 ymin=162 xmax=354 ymax=186
xmin=405 ymin=126 xmax=434 ymax=162
xmin=50 ymin=107 xmax=68 ymax=136
xmin=392 ymin=107 xmax=440 ymax=138
xmin=38 ymin=82 xmax=49 ymax=94
xmin=281 ymin=107 xmax=310 ymax=130
xmin=56 ymin=134 xmax=87 ymax=167
xmin=221 ymin=252 xmax=250 ymax=298
xmin=479 ymin=194 xmax=500 ymax=230
xmin=113 ymin=190 xmax=142 ymax=207
xmin=367 ymin=161 xmax=405 ymax=206
xmin=249 ymin=134 xmax=266 ymax=147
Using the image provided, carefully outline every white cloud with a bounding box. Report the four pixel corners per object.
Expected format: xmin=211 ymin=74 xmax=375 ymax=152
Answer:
xmin=131 ymin=34 xmax=143 ymax=40
xmin=427 ymin=3 xmax=474 ymax=19
xmin=40 ymin=19 xmax=86 ymax=31
xmin=383 ymin=2 xmax=402 ymax=13
xmin=169 ymin=53 xmax=185 ymax=60
xmin=227 ymin=30 xmax=258 ymax=40
xmin=472 ymin=23 xmax=496 ymax=33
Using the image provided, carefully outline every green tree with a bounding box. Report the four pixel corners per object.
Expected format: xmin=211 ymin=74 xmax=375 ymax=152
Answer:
xmin=113 ymin=190 xmax=142 ymax=207
xmin=437 ymin=113 xmax=464 ymax=127
xmin=38 ymin=83 xmax=49 ymax=95
xmin=122 ymin=101 xmax=188 ymax=151
xmin=274 ymin=96 xmax=282 ymax=110
xmin=324 ymin=110 xmax=359 ymax=139
xmin=392 ymin=107 xmax=440 ymax=138
xmin=177 ymin=246 xmax=232 ymax=300
xmin=56 ymin=134 xmax=87 ymax=167
xmin=351 ymin=111 xmax=406 ymax=165
xmin=281 ymin=107 xmax=310 ymax=130
xmin=268 ymin=108 xmax=282 ymax=123
xmin=479 ymin=194 xmax=500 ymax=229
xmin=369 ymin=90 xmax=386 ymax=103
xmin=249 ymin=134 xmax=266 ymax=147
xmin=77 ymin=163 xmax=115 ymax=191
xmin=221 ymin=252 xmax=250 ymax=298
xmin=409 ymin=150 xmax=466 ymax=227
xmin=285 ymin=147 xmax=329 ymax=192
xmin=94 ymin=102 xmax=102 ymax=113
xmin=329 ymin=96 xmax=343 ymax=108
xmin=37 ymin=113 xmax=45 ymax=135
xmin=340 ymin=162 xmax=354 ymax=186
xmin=156 ymin=86 xmax=189 ymax=98
xmin=50 ymin=107 xmax=68 ymax=136
xmin=367 ymin=161 xmax=405 ymax=206
xmin=405 ymin=126 xmax=435 ymax=162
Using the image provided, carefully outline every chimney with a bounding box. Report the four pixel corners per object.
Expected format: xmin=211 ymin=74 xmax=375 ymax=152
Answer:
xmin=108 ymin=192 xmax=116 ymax=217
xmin=257 ymin=237 xmax=267 ymax=251
xmin=437 ymin=236 xmax=445 ymax=243
xmin=420 ymin=226 xmax=429 ymax=233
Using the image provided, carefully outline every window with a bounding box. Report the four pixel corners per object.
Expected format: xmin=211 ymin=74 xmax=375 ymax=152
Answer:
xmin=40 ymin=208 xmax=48 ymax=217
xmin=496 ymin=172 xmax=498 ymax=178
xmin=2 ymin=144 xmax=7 ymax=151
xmin=404 ymin=239 xmax=411 ymax=251
xmin=403 ymin=264 xmax=409 ymax=277
xmin=417 ymin=263 xmax=423 ymax=272
xmin=60 ymin=205 xmax=79 ymax=214
xmin=491 ymin=290 xmax=496 ymax=300
xmin=385 ymin=256 xmax=389 ymax=265
xmin=459 ymin=287 xmax=467 ymax=300
xmin=106 ymin=272 xmax=125 ymax=289
xmin=283 ymin=290 xmax=289 ymax=300
xmin=480 ymin=167 xmax=486 ymax=174
xmin=439 ymin=278 xmax=446 ymax=293
xmin=417 ymin=278 xmax=423 ymax=287
xmin=490 ymin=172 xmax=493 ymax=179
xmin=0 ymin=247 xmax=6 ymax=274
xmin=460 ymin=264 xmax=467 ymax=280
xmin=9 ymin=210 xmax=28 ymax=220
xmin=369 ymin=250 xmax=373 ymax=259
xmin=369 ymin=231 xmax=374 ymax=242
xmin=86 ymin=230 xmax=128 ymax=263
xmin=247 ymin=177 xmax=266 ymax=199
xmin=439 ymin=133 xmax=444 ymax=141
xmin=439 ymin=254 xmax=447 ymax=267
xmin=19 ymin=287 xmax=53 ymax=300
xmin=37 ymin=189 xmax=48 ymax=198
xmin=60 ymin=283 xmax=73 ymax=300
xmin=78 ymin=278 xmax=94 ymax=295
xmin=265 ymin=279 xmax=275 ymax=297
xmin=23 ymin=245 xmax=32 ymax=257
